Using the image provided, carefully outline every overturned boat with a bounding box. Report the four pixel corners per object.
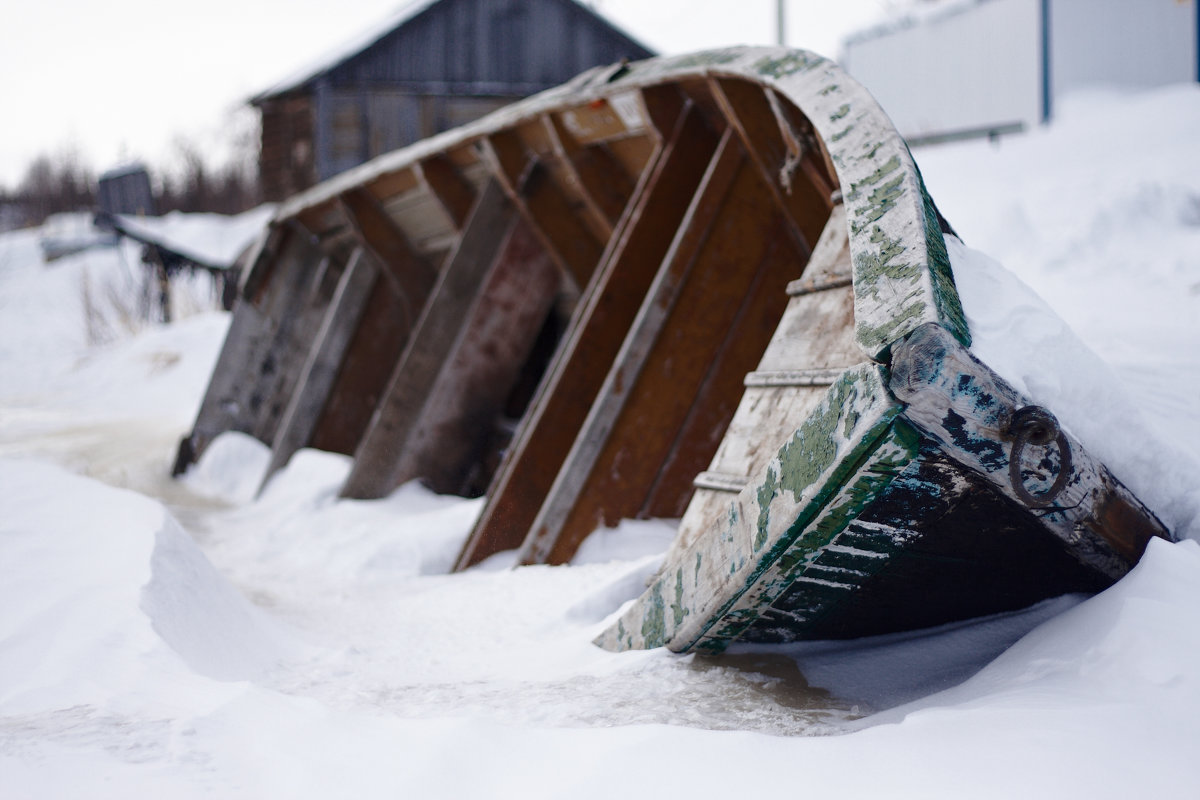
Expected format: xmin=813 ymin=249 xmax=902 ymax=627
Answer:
xmin=176 ymin=47 xmax=1171 ymax=653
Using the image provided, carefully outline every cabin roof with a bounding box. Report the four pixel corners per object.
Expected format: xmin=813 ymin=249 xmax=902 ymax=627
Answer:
xmin=250 ymin=0 xmax=656 ymax=104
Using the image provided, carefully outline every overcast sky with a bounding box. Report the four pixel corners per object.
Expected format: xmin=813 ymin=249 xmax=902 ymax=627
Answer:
xmin=0 ymin=0 xmax=893 ymax=188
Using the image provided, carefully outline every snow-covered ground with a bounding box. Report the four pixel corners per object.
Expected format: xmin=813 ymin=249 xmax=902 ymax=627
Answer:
xmin=3 ymin=86 xmax=1199 ymax=797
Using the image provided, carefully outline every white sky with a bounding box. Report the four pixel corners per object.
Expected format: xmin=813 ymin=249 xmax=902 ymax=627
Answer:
xmin=0 ymin=0 xmax=893 ymax=189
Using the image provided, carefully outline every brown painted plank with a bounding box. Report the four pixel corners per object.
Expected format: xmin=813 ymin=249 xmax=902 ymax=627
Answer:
xmin=307 ymin=275 xmax=413 ymax=456
xmin=517 ymin=127 xmax=747 ymax=566
xmin=257 ymin=248 xmax=380 ymax=492
xmin=384 ymin=218 xmax=561 ymax=495
xmin=709 ymin=77 xmax=830 ymax=251
xmin=417 ymin=155 xmax=477 ymax=230
xmin=543 ymin=114 xmax=625 ymax=235
xmin=481 ymin=132 xmax=605 ymax=289
xmin=339 ymin=179 xmax=517 ymax=499
xmin=642 ymin=216 xmax=798 ymax=519
xmin=453 ymin=100 xmax=718 ymax=570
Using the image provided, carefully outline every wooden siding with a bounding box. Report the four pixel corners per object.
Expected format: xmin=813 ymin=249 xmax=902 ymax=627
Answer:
xmin=259 ymin=96 xmax=317 ymax=202
xmin=257 ymin=0 xmax=654 ymax=198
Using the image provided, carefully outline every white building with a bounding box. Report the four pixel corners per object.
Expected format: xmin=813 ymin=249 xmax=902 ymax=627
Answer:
xmin=842 ymin=0 xmax=1199 ymax=143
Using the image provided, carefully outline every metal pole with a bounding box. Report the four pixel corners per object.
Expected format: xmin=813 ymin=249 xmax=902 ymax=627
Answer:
xmin=776 ymin=0 xmax=785 ymax=46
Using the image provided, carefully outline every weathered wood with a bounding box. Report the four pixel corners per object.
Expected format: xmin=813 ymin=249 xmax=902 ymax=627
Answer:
xmin=338 ymin=187 xmax=437 ymax=310
xmin=307 ymin=277 xmax=414 ymax=456
xmin=596 ymin=365 xmax=906 ymax=652
xmin=888 ymin=323 xmax=1171 ymax=574
xmin=480 ymin=132 xmax=604 ymax=288
xmin=544 ymin=113 xmax=633 ymax=230
xmin=517 ymin=128 xmax=753 ymax=565
xmin=784 ymin=201 xmax=850 ymax=296
xmin=238 ymin=222 xmax=288 ymax=304
xmin=340 ymin=179 xmax=518 ymax=499
xmin=248 ymin=253 xmax=349 ymax=446
xmin=454 ymin=99 xmax=714 ymax=570
xmin=708 ymin=77 xmax=827 ymax=255
xmin=257 ymin=248 xmax=379 ymax=492
xmin=601 ymin=325 xmax=1173 ymax=653
xmin=643 ymin=219 xmax=798 ymax=519
xmin=175 ymin=222 xmax=328 ymax=473
xmin=384 ymin=218 xmax=561 ymax=494
xmin=416 ymin=154 xmax=477 ymax=229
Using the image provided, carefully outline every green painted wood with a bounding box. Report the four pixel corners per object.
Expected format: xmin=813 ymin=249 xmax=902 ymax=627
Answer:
xmin=889 ymin=322 xmax=1171 ymax=576
xmin=595 ymin=364 xmax=912 ymax=652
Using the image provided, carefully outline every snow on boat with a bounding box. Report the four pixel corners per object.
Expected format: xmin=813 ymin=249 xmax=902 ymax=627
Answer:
xmin=173 ymin=47 xmax=1172 ymax=651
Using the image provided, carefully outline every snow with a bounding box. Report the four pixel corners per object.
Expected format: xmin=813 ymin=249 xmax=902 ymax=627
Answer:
xmin=109 ymin=206 xmax=275 ymax=269
xmin=3 ymin=87 xmax=1200 ymax=797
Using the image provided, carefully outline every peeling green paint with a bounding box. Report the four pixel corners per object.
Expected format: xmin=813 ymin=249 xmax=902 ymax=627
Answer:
xmin=819 ymin=83 xmax=839 ymax=96
xmin=754 ymin=50 xmax=825 ymax=78
xmin=694 ymin=551 xmax=703 ymax=585
xmin=916 ymin=171 xmax=971 ymax=349
xmin=671 ymin=568 xmax=690 ymax=626
xmin=831 ymin=125 xmax=854 ymax=143
xmin=847 ymin=154 xmax=901 ymax=201
xmin=830 ymin=104 xmax=851 ymax=122
xmin=640 ymin=583 xmax=666 ymax=648
xmin=755 ymin=466 xmax=779 ymax=551
xmin=855 ymin=303 xmax=926 ymax=358
xmin=853 ymin=175 xmax=906 ymax=231
xmin=852 ymin=226 xmax=920 ymax=302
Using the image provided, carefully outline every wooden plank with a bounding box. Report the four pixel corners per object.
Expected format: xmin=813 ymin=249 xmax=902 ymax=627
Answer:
xmin=643 ymin=219 xmax=798 ymax=519
xmin=517 ymin=128 xmax=751 ymax=565
xmin=257 ymin=248 xmax=379 ymax=492
xmin=544 ymin=114 xmax=632 ymax=231
xmin=706 ymin=386 xmax=832 ymax=483
xmin=709 ymin=77 xmax=829 ymax=252
xmin=175 ymin=222 xmax=327 ymax=473
xmin=416 ymin=154 xmax=477 ymax=230
xmin=339 ymin=187 xmax=437 ymax=306
xmin=238 ymin=222 xmax=286 ymax=305
xmin=339 ymin=180 xmax=518 ymax=499
xmin=764 ymin=87 xmax=838 ymax=205
xmin=248 ymin=253 xmax=347 ymax=446
xmin=480 ymin=132 xmax=605 ymax=288
xmin=383 ymin=218 xmax=561 ymax=494
xmin=784 ymin=202 xmax=851 ymax=296
xmin=453 ymin=100 xmax=718 ymax=570
xmin=307 ymin=276 xmax=413 ymax=456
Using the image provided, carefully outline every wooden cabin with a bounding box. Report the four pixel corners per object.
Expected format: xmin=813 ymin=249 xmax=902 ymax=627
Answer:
xmin=251 ymin=0 xmax=655 ymax=202
xmin=179 ymin=47 xmax=1171 ymax=652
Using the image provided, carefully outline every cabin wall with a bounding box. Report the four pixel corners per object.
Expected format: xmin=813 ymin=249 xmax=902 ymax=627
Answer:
xmin=259 ymin=95 xmax=317 ymax=202
xmin=263 ymin=0 xmax=655 ymax=191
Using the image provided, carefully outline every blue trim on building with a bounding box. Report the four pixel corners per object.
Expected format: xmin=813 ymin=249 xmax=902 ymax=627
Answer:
xmin=1195 ymin=0 xmax=1199 ymax=83
xmin=1040 ymin=0 xmax=1052 ymax=122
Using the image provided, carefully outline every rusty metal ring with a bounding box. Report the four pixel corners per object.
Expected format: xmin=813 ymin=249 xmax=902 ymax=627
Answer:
xmin=1007 ymin=406 xmax=1072 ymax=508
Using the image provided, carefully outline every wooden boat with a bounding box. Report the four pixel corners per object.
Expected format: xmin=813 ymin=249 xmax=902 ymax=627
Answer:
xmin=174 ymin=47 xmax=1172 ymax=652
